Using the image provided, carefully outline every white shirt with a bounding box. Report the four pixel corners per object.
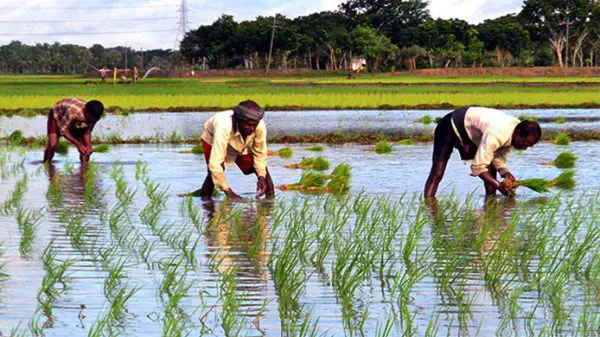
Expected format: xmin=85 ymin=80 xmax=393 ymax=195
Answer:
xmin=458 ymin=107 xmax=521 ymax=176
xmin=201 ymin=110 xmax=268 ymax=191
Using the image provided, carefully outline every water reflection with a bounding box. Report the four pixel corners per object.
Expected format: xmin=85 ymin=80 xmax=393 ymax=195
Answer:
xmin=45 ymin=162 xmax=105 ymax=211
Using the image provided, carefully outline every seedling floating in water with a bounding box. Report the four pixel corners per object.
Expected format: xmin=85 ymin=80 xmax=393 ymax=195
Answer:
xmin=270 ymin=147 xmax=293 ymax=158
xmin=516 ymin=171 xmax=576 ymax=193
xmin=416 ymin=115 xmax=433 ymax=124
xmin=553 ymin=132 xmax=571 ymax=146
xmin=179 ymin=144 xmax=204 ymax=155
xmin=285 ymin=157 xmax=330 ymax=171
xmin=369 ymin=140 xmax=393 ymax=154
xmin=278 ymin=163 xmax=351 ymax=194
xmin=397 ymin=139 xmax=414 ymax=145
xmin=306 ymin=145 xmax=324 ymax=152
xmin=56 ymin=140 xmax=69 ymax=155
xmin=93 ymin=144 xmax=110 ymax=153
xmin=541 ymin=151 xmax=577 ymax=169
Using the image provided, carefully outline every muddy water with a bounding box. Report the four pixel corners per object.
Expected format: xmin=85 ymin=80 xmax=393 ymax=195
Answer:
xmin=2 ymin=109 xmax=600 ymax=139
xmin=0 ymin=142 xmax=598 ymax=336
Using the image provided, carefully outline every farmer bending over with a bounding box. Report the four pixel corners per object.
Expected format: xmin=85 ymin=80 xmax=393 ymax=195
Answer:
xmin=43 ymin=98 xmax=104 ymax=163
xmin=196 ymin=100 xmax=274 ymax=201
xmin=424 ymin=107 xmax=541 ymax=200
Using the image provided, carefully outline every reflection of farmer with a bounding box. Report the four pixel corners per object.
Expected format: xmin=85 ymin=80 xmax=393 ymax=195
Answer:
xmin=43 ymin=98 xmax=104 ymax=163
xmin=100 ymin=65 xmax=108 ymax=82
xmin=194 ymin=100 xmax=275 ymax=201
xmin=424 ymin=107 xmax=541 ymax=200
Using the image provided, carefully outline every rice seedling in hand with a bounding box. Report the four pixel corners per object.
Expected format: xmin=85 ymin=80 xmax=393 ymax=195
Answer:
xmin=271 ymin=147 xmax=293 ymax=158
xmin=541 ymin=151 xmax=577 ymax=169
xmin=553 ymin=132 xmax=571 ymax=145
xmin=306 ymin=145 xmax=324 ymax=152
xmin=516 ymin=171 xmax=576 ymax=192
xmin=56 ymin=140 xmax=69 ymax=155
xmin=373 ymin=140 xmax=393 ymax=154
xmin=92 ymin=144 xmax=110 ymax=153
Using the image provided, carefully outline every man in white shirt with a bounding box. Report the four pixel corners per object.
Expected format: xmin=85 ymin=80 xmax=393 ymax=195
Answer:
xmin=424 ymin=106 xmax=541 ymax=200
xmin=195 ymin=100 xmax=274 ymax=201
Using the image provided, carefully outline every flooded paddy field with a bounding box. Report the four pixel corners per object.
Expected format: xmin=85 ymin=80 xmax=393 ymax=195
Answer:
xmin=0 ymin=140 xmax=598 ymax=336
xmin=2 ymin=109 xmax=600 ymax=141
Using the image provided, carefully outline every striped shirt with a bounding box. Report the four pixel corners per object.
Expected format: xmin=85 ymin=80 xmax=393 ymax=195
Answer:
xmin=52 ymin=98 xmax=95 ymax=135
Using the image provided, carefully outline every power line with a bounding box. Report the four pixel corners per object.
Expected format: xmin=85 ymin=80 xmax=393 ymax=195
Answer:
xmin=0 ymin=17 xmax=177 ymax=24
xmin=0 ymin=5 xmax=177 ymax=10
xmin=0 ymin=29 xmax=177 ymax=37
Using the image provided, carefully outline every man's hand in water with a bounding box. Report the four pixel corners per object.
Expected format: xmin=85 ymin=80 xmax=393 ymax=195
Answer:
xmin=500 ymin=171 xmax=517 ymax=193
xmin=224 ymin=189 xmax=243 ymax=202
xmin=256 ymin=176 xmax=267 ymax=199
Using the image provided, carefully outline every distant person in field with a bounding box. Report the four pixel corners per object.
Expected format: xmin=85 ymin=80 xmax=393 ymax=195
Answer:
xmin=100 ymin=66 xmax=108 ymax=82
xmin=44 ymin=98 xmax=104 ymax=163
xmin=192 ymin=100 xmax=274 ymax=201
xmin=424 ymin=107 xmax=541 ymax=200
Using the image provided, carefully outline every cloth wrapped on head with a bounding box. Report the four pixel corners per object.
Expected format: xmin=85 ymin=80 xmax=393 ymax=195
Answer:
xmin=233 ymin=104 xmax=265 ymax=122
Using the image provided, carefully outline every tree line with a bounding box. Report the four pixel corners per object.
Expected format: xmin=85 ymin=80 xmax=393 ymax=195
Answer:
xmin=1 ymin=0 xmax=599 ymax=74
xmin=180 ymin=0 xmax=600 ymax=71
xmin=0 ymin=42 xmax=183 ymax=74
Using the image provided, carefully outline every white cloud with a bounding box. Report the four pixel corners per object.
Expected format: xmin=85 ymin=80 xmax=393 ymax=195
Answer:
xmin=0 ymin=0 xmax=524 ymax=49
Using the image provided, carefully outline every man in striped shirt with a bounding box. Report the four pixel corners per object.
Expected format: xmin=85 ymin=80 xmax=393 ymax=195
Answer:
xmin=43 ymin=98 xmax=104 ymax=163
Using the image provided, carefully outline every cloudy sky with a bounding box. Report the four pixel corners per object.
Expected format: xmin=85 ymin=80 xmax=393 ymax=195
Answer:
xmin=0 ymin=0 xmax=523 ymax=50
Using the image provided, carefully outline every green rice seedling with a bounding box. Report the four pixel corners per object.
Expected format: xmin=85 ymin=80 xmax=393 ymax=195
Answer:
xmin=135 ymin=161 xmax=149 ymax=180
xmin=555 ymin=116 xmax=566 ymax=124
xmin=397 ymin=139 xmax=414 ymax=145
xmin=271 ymin=147 xmax=293 ymax=158
xmin=55 ymin=140 xmax=69 ymax=155
xmin=46 ymin=174 xmax=64 ymax=208
xmin=269 ymin=237 xmax=307 ymax=320
xmin=374 ymin=140 xmax=393 ymax=154
xmin=286 ymin=157 xmax=314 ymax=169
xmin=312 ymin=157 xmax=330 ymax=171
xmin=108 ymin=285 xmax=139 ymax=323
xmin=517 ymin=171 xmax=576 ymax=192
xmin=9 ymin=130 xmax=23 ymax=145
xmin=518 ymin=115 xmax=540 ymax=122
xmin=192 ymin=144 xmax=204 ymax=155
xmin=306 ymin=145 xmax=324 ymax=152
xmin=327 ymin=163 xmax=352 ymax=194
xmin=1 ymin=174 xmax=28 ymax=215
xmin=416 ymin=115 xmax=433 ymax=124
xmin=516 ymin=178 xmax=551 ymax=193
xmin=92 ymin=144 xmax=110 ymax=153
xmin=38 ymin=244 xmax=72 ymax=326
xmin=64 ymin=214 xmax=89 ymax=253
xmin=0 ymin=243 xmax=8 ymax=281
xmin=553 ymin=132 xmax=571 ymax=145
xmin=552 ymin=170 xmax=576 ymax=189
xmin=542 ymin=151 xmax=577 ymax=169
xmin=220 ymin=266 xmax=248 ymax=337
xmin=299 ymin=171 xmax=327 ymax=188
xmin=16 ymin=207 xmax=43 ymax=258
xmin=434 ymin=116 xmax=443 ymax=124
xmin=63 ymin=160 xmax=74 ymax=174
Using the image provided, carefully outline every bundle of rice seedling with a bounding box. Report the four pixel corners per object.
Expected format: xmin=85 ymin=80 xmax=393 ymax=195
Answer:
xmin=516 ymin=178 xmax=551 ymax=193
xmin=553 ymin=132 xmax=570 ymax=146
xmin=374 ymin=140 xmax=393 ymax=154
xmin=191 ymin=144 xmax=204 ymax=155
xmin=541 ymin=151 xmax=577 ymax=169
xmin=518 ymin=115 xmax=540 ymax=122
xmin=416 ymin=115 xmax=433 ymax=124
xmin=56 ymin=140 xmax=69 ymax=155
xmin=92 ymin=144 xmax=110 ymax=153
xmin=299 ymin=171 xmax=327 ymax=188
xmin=555 ymin=116 xmax=566 ymax=124
xmin=551 ymin=170 xmax=576 ymax=189
xmin=271 ymin=147 xmax=293 ymax=158
xmin=312 ymin=157 xmax=330 ymax=171
xmin=306 ymin=145 xmax=324 ymax=152
xmin=516 ymin=171 xmax=576 ymax=193
xmin=285 ymin=157 xmax=314 ymax=169
xmin=9 ymin=130 xmax=23 ymax=144
xmin=327 ymin=163 xmax=351 ymax=194
xmin=397 ymin=139 xmax=414 ymax=145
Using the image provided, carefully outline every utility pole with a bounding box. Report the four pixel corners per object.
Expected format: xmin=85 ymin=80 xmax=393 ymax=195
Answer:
xmin=266 ymin=15 xmax=277 ymax=73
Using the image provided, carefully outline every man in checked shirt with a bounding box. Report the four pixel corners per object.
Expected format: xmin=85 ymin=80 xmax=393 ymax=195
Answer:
xmin=43 ymin=98 xmax=105 ymax=163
